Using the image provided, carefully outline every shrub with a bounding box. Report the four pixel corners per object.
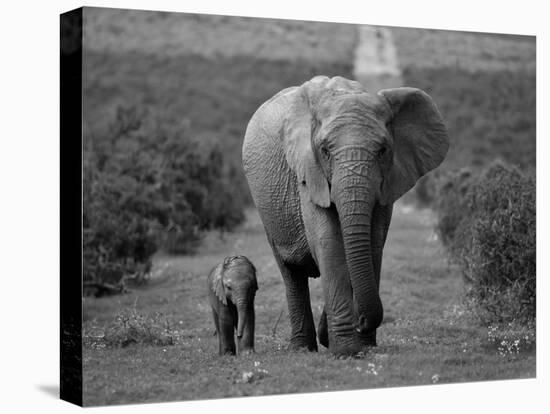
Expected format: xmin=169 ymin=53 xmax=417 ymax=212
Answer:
xmin=84 ymin=308 xmax=177 ymax=348
xmin=435 ymin=161 xmax=536 ymax=324
xmin=104 ymin=308 xmax=177 ymax=347
xmin=434 ymin=167 xmax=476 ymax=245
xmin=410 ymin=170 xmax=449 ymax=208
xmin=83 ymin=106 xmax=246 ymax=294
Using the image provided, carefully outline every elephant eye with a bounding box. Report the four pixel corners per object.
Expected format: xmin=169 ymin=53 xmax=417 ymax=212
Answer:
xmin=321 ymin=147 xmax=330 ymax=159
xmin=378 ymin=146 xmax=387 ymax=158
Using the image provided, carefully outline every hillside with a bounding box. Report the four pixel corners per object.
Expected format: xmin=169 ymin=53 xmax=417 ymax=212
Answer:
xmin=389 ymin=26 xmax=536 ymax=171
xmin=83 ymin=8 xmax=536 ymax=173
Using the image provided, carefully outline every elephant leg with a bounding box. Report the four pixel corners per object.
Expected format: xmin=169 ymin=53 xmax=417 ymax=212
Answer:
xmin=218 ymin=305 xmax=237 ymax=355
xmin=317 ymin=239 xmax=358 ymax=355
xmin=318 ymin=306 xmax=328 ymax=348
xmin=363 ymin=202 xmax=393 ymax=346
xmin=300 ymin=201 xmax=359 ymax=355
xmin=274 ymin=255 xmax=318 ymax=351
xmin=212 ymin=308 xmax=222 ymax=355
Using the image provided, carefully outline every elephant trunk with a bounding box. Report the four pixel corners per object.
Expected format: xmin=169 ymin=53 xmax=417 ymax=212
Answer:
xmin=333 ymin=150 xmax=383 ymax=334
xmin=236 ymin=300 xmax=249 ymax=339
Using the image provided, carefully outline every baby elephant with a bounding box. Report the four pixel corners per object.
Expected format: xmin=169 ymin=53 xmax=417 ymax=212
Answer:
xmin=207 ymin=255 xmax=258 ymax=355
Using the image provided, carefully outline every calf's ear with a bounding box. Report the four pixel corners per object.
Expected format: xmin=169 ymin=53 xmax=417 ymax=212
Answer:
xmin=210 ymin=264 xmax=227 ymax=305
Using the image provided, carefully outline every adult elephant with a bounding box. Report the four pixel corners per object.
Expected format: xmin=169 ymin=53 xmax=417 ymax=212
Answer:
xmin=242 ymin=76 xmax=449 ymax=356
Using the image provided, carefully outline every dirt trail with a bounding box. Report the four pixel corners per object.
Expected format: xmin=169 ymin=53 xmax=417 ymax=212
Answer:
xmin=353 ymin=25 xmax=403 ymax=91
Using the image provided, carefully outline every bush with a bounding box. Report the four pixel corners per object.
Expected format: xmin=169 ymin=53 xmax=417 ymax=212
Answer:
xmin=409 ymin=171 xmax=448 ymax=208
xmin=84 ymin=308 xmax=177 ymax=348
xmin=434 ymin=168 xmax=476 ymax=245
xmin=83 ymin=107 xmax=246 ymax=294
xmin=435 ymin=161 xmax=536 ymax=324
xmin=104 ymin=308 xmax=177 ymax=347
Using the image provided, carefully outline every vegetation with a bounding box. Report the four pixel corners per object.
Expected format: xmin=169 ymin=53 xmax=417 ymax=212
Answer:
xmin=82 ymin=207 xmax=535 ymax=406
xmin=405 ymin=67 xmax=536 ymax=171
xmin=434 ymin=161 xmax=536 ymax=324
xmin=397 ymin=53 xmax=535 ymax=208
xmin=394 ymin=30 xmax=536 ymax=327
xmin=83 ymin=106 xmax=245 ymax=295
xmin=84 ymin=307 xmax=177 ymax=348
xmin=82 ymin=18 xmax=354 ymax=297
xmin=83 ymin=52 xmax=354 ymax=208
xmin=393 ymin=32 xmax=537 ymax=363
xmin=391 ymin=27 xmax=535 ymax=73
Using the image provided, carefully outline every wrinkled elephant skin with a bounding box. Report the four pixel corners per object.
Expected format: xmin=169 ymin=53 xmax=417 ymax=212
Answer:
xmin=242 ymin=76 xmax=449 ymax=356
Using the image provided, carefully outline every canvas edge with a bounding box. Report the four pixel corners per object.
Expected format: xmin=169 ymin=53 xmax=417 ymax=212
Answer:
xmin=60 ymin=6 xmax=83 ymax=407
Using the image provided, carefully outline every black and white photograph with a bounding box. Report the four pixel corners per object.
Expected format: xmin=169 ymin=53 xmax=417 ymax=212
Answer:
xmin=58 ymin=5 xmax=539 ymax=406
xmin=4 ymin=1 xmax=545 ymax=412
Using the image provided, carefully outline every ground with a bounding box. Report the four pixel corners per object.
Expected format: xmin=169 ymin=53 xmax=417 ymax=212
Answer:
xmin=82 ymin=203 xmax=535 ymax=406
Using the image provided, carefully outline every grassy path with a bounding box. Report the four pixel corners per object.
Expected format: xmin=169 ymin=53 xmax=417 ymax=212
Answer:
xmin=82 ymin=204 xmax=535 ymax=406
xmin=353 ymin=25 xmax=403 ymax=91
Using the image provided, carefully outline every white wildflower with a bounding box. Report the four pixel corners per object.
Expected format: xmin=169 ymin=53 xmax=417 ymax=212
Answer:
xmin=241 ymin=371 xmax=254 ymax=383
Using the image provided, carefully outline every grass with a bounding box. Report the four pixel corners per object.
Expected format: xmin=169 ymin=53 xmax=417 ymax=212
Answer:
xmin=83 ymin=8 xmax=357 ymax=63
xmin=82 ymin=205 xmax=535 ymax=406
xmin=83 ymin=8 xmax=356 ymax=142
xmin=83 ymin=45 xmax=354 ymax=207
xmin=390 ymin=27 xmax=535 ymax=73
xmin=83 ymin=51 xmax=353 ymax=144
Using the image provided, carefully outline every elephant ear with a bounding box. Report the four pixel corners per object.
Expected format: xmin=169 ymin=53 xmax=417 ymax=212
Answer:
xmin=249 ymin=262 xmax=259 ymax=292
xmin=210 ymin=263 xmax=227 ymax=305
xmin=250 ymin=275 xmax=259 ymax=294
xmin=283 ymin=78 xmax=331 ymax=208
xmin=378 ymin=87 xmax=449 ymax=204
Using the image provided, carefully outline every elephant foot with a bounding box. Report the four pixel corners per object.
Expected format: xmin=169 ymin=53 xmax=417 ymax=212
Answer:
xmin=288 ymin=335 xmax=318 ymax=352
xmin=238 ymin=347 xmax=255 ymax=356
xmin=328 ymin=330 xmax=377 ymax=357
xmin=329 ymin=342 xmax=363 ymax=357
xmin=358 ymin=330 xmax=377 ymax=347
xmin=328 ymin=331 xmax=359 ymax=357
xmin=318 ymin=309 xmax=329 ymax=348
